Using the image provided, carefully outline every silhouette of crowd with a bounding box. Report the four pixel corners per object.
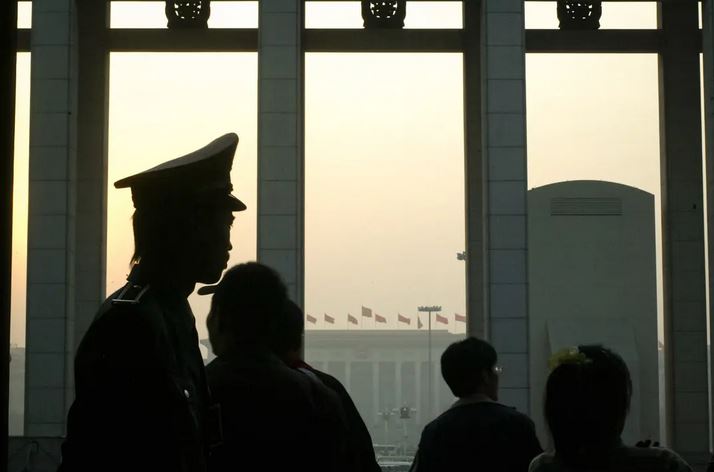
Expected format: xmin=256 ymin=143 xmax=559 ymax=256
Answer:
xmin=56 ymin=135 xmax=702 ymax=472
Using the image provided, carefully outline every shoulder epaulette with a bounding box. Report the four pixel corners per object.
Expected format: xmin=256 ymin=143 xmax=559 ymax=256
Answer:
xmin=111 ymin=283 xmax=150 ymax=306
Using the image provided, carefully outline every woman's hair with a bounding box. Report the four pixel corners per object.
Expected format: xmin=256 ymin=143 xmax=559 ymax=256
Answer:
xmin=130 ymin=204 xmax=187 ymax=268
xmin=545 ymin=345 xmax=632 ymax=468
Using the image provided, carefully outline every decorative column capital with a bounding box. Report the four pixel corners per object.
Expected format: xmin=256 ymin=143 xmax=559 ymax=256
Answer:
xmin=165 ymin=1 xmax=211 ymax=29
xmin=557 ymin=1 xmax=602 ymax=30
xmin=361 ymin=1 xmax=406 ymax=29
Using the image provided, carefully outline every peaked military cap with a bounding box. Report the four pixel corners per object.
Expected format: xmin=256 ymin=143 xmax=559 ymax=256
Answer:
xmin=114 ymin=133 xmax=246 ymax=211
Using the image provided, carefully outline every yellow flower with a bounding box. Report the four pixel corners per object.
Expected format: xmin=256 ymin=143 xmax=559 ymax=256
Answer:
xmin=548 ymin=347 xmax=591 ymax=371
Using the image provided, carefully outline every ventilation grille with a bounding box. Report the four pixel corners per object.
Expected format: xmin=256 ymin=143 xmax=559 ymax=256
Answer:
xmin=550 ymin=197 xmax=622 ymax=216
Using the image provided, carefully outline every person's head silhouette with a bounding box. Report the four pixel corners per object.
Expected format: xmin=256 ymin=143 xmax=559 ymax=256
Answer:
xmin=204 ymin=262 xmax=288 ymax=356
xmin=545 ymin=345 xmax=632 ymax=468
xmin=441 ymin=337 xmax=500 ymax=401
xmin=115 ymin=133 xmax=245 ymax=290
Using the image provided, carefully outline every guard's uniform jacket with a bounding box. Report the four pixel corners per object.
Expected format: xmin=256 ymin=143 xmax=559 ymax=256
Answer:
xmin=59 ymin=268 xmax=212 ymax=472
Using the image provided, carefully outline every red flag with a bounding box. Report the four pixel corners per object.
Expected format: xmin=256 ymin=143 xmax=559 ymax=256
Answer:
xmin=375 ymin=313 xmax=387 ymax=323
xmin=361 ymin=306 xmax=372 ymax=318
xmin=436 ymin=314 xmax=448 ymax=324
xmin=324 ymin=313 xmax=335 ymax=324
xmin=455 ymin=313 xmax=466 ymax=323
xmin=348 ymin=314 xmax=358 ymax=325
xmin=306 ymin=314 xmax=317 ymax=324
xmin=398 ymin=314 xmax=410 ymax=325
xmin=418 ymin=317 xmax=423 ymax=329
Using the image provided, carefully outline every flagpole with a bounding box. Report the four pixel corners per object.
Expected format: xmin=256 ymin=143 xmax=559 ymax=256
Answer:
xmin=418 ymin=305 xmax=441 ymax=420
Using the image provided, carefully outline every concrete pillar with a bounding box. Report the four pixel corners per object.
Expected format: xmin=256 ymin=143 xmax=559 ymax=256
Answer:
xmin=25 ymin=0 xmax=76 ymax=437
xmin=660 ymin=1 xmax=711 ymax=467
xmin=257 ymin=0 xmax=304 ymax=306
xmin=25 ymin=0 xmax=108 ymax=436
xmin=464 ymin=0 xmax=486 ymax=340
xmin=1 ymin=0 xmax=18 ymax=462
xmin=72 ymin=0 xmax=109 ymax=351
xmin=480 ymin=0 xmax=530 ymax=414
xmin=701 ymin=0 xmax=714 ymax=460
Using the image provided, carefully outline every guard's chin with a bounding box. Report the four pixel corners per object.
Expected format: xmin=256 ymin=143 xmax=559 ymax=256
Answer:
xmin=198 ymin=269 xmax=223 ymax=285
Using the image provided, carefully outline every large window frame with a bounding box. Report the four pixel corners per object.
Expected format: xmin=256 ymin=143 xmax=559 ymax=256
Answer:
xmin=8 ymin=0 xmax=711 ymax=466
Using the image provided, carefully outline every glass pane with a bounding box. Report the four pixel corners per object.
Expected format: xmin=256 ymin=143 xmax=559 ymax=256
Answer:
xmin=304 ymin=53 xmax=466 ymax=464
xmin=525 ymin=1 xmax=657 ymax=29
xmin=110 ymin=1 xmax=259 ymax=29
xmin=17 ymin=2 xmax=32 ymax=29
xmin=526 ymin=54 xmax=663 ymax=443
xmin=305 ymin=1 xmax=462 ymax=29
xmin=10 ymin=52 xmax=31 ymax=436
xmin=107 ymin=53 xmax=257 ymax=354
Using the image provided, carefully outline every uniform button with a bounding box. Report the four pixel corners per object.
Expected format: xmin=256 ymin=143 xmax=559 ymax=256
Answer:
xmin=183 ymin=389 xmax=190 ymax=399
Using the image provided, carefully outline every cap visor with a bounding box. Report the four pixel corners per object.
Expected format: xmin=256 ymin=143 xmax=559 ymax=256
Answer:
xmin=229 ymin=195 xmax=247 ymax=211
xmin=197 ymin=285 xmax=218 ymax=296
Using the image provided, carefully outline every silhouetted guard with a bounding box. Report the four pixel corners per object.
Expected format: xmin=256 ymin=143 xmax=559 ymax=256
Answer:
xmin=557 ymin=1 xmax=602 ymax=30
xmin=165 ymin=0 xmax=211 ymax=29
xmin=361 ymin=1 xmax=406 ymax=29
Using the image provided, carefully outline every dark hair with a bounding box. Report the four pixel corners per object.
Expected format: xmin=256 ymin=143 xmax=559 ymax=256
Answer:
xmin=440 ymin=337 xmax=497 ymax=398
xmin=131 ymin=204 xmax=187 ymax=268
xmin=271 ymin=299 xmax=304 ymax=355
xmin=210 ymin=262 xmax=288 ymax=345
xmin=544 ymin=345 xmax=632 ymax=468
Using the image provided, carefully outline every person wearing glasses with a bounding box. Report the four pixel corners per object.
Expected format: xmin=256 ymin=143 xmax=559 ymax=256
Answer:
xmin=410 ymin=337 xmax=542 ymax=472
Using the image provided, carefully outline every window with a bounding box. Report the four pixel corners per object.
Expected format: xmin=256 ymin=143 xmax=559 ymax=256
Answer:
xmin=10 ymin=52 xmax=31 ymax=436
xmin=110 ymin=1 xmax=259 ymax=29
xmin=304 ymin=52 xmax=466 ymax=458
xmin=526 ymin=53 xmax=663 ymax=443
xmin=305 ymin=1 xmax=462 ymax=29
xmin=525 ymin=2 xmax=657 ymax=29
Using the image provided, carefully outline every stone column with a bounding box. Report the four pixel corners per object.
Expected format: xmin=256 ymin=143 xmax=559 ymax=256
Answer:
xmin=1 ymin=0 xmax=18 ymax=462
xmin=479 ymin=0 xmax=530 ymax=414
xmin=25 ymin=0 xmax=76 ymax=437
xmin=257 ymin=0 xmax=304 ymax=305
xmin=660 ymin=1 xmax=711 ymax=466
xmin=25 ymin=0 xmax=108 ymax=436
xmin=706 ymin=0 xmax=714 ymax=459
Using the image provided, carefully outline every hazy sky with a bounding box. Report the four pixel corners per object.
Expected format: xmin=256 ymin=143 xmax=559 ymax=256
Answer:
xmin=10 ymin=4 xmax=669 ymax=346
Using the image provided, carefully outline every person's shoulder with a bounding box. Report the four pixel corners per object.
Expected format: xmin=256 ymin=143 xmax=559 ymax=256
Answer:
xmin=615 ymin=446 xmax=693 ymax=472
xmin=483 ymin=401 xmax=537 ymax=428
xmin=76 ymin=287 xmax=168 ymax=362
xmin=208 ymin=352 xmax=314 ymax=396
xmin=93 ymin=286 xmax=164 ymax=327
xmin=310 ymin=368 xmax=341 ymax=388
xmin=528 ymin=452 xmax=560 ymax=472
xmin=448 ymin=400 xmax=531 ymax=422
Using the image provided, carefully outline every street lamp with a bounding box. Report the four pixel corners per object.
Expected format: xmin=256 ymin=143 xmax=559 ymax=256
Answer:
xmin=417 ymin=305 xmax=441 ymax=420
xmin=378 ymin=408 xmax=394 ymax=444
